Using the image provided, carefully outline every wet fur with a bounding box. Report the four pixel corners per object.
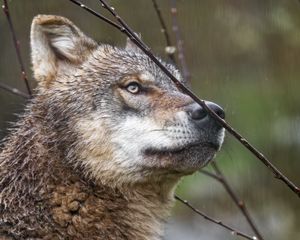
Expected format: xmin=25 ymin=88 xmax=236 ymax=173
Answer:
xmin=0 ymin=15 xmax=224 ymax=239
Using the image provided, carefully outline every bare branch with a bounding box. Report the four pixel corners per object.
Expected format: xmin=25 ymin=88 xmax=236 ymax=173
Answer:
xmin=150 ymin=3 xmax=263 ymax=238
xmin=151 ymin=0 xmax=176 ymax=63
xmin=68 ymin=0 xmax=121 ymax=30
xmin=158 ymin=3 xmax=264 ymax=235
xmin=169 ymin=0 xmax=191 ymax=83
xmin=175 ymin=195 xmax=257 ymax=240
xmin=0 ymin=82 xmax=29 ymax=99
xmin=200 ymin=167 xmax=263 ymax=239
xmin=199 ymin=169 xmax=222 ymax=181
xmin=68 ymin=0 xmax=300 ymax=197
xmin=210 ymin=162 xmax=264 ymax=239
xmin=2 ymin=0 xmax=31 ymax=96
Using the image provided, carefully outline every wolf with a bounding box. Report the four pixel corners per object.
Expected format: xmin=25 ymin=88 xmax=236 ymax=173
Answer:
xmin=0 ymin=15 xmax=225 ymax=239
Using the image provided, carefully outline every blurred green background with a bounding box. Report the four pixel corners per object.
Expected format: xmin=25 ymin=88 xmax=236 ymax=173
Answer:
xmin=1 ymin=0 xmax=300 ymax=239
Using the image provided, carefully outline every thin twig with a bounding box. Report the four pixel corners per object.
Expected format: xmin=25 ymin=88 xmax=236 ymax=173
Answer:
xmin=200 ymin=162 xmax=265 ymax=237
xmin=200 ymin=168 xmax=263 ymax=239
xmin=169 ymin=0 xmax=191 ymax=83
xmin=149 ymin=2 xmax=262 ymax=238
xmin=175 ymin=195 xmax=257 ymax=240
xmin=67 ymin=0 xmax=300 ymax=197
xmin=0 ymin=82 xmax=29 ymax=99
xmin=68 ymin=0 xmax=121 ymax=30
xmin=199 ymin=169 xmax=222 ymax=181
xmin=210 ymin=162 xmax=264 ymax=239
xmin=69 ymin=0 xmax=150 ymax=51
xmin=2 ymin=0 xmax=31 ymax=96
xmin=151 ymin=0 xmax=176 ymax=63
xmin=149 ymin=5 xmax=261 ymax=235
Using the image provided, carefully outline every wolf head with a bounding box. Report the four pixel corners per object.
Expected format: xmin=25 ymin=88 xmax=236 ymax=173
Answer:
xmin=30 ymin=15 xmax=225 ymax=186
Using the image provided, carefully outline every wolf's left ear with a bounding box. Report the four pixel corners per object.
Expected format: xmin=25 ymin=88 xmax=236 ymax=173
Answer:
xmin=31 ymin=15 xmax=98 ymax=84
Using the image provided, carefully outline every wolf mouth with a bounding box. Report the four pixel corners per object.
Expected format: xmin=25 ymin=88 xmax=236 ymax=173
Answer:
xmin=143 ymin=142 xmax=219 ymax=156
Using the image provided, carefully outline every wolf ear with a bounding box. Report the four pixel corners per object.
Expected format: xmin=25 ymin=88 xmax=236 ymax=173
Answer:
xmin=125 ymin=33 xmax=143 ymax=53
xmin=30 ymin=15 xmax=97 ymax=84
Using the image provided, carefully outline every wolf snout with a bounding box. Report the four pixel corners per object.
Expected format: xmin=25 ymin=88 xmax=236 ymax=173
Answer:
xmin=186 ymin=101 xmax=225 ymax=122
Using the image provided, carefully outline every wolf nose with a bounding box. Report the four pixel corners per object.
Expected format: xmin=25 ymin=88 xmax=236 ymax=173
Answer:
xmin=207 ymin=102 xmax=225 ymax=119
xmin=189 ymin=102 xmax=225 ymax=120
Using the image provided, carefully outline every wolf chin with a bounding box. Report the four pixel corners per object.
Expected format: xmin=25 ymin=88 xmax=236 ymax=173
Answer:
xmin=0 ymin=15 xmax=225 ymax=240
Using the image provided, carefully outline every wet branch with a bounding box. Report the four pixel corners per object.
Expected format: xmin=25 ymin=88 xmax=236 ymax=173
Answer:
xmin=175 ymin=195 xmax=257 ymax=240
xmin=0 ymin=82 xmax=29 ymax=99
xmin=203 ymin=162 xmax=264 ymax=240
xmin=199 ymin=169 xmax=222 ymax=181
xmin=69 ymin=0 xmax=299 ymax=197
xmin=69 ymin=0 xmax=121 ymax=30
xmin=2 ymin=0 xmax=32 ymax=96
xmin=151 ymin=0 xmax=176 ymax=63
xmin=151 ymin=3 xmax=263 ymax=238
xmin=169 ymin=0 xmax=191 ymax=83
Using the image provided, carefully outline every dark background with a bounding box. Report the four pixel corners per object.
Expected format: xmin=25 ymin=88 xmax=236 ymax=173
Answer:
xmin=1 ymin=1 xmax=300 ymax=239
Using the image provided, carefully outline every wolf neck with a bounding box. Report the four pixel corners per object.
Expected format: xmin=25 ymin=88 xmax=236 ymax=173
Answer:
xmin=48 ymin=173 xmax=177 ymax=240
xmin=0 ymin=112 xmax=178 ymax=240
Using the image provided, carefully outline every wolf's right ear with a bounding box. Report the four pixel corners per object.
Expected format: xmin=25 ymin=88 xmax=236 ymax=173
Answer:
xmin=31 ymin=15 xmax=98 ymax=84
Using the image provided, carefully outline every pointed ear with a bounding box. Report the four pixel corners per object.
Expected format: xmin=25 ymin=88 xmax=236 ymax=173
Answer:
xmin=125 ymin=33 xmax=143 ymax=53
xmin=30 ymin=15 xmax=98 ymax=84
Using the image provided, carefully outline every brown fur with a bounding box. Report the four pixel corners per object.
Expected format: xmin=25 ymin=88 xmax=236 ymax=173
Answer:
xmin=0 ymin=15 xmax=224 ymax=239
xmin=0 ymin=101 xmax=175 ymax=239
xmin=0 ymin=15 xmax=179 ymax=240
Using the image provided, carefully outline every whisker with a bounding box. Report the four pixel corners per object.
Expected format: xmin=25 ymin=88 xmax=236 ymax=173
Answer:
xmin=150 ymin=129 xmax=167 ymax=132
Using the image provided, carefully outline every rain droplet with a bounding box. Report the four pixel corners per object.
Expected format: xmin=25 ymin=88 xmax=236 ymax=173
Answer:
xmin=165 ymin=46 xmax=176 ymax=54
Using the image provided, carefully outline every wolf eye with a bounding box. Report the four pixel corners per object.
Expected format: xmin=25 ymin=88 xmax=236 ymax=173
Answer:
xmin=126 ymin=82 xmax=140 ymax=94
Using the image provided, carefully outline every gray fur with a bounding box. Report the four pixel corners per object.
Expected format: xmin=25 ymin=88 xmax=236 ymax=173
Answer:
xmin=0 ymin=15 xmax=224 ymax=239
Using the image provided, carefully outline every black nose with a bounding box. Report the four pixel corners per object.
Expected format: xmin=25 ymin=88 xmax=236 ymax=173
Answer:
xmin=189 ymin=102 xmax=225 ymax=120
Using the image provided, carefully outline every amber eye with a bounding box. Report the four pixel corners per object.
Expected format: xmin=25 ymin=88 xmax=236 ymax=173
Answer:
xmin=126 ymin=82 xmax=140 ymax=94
